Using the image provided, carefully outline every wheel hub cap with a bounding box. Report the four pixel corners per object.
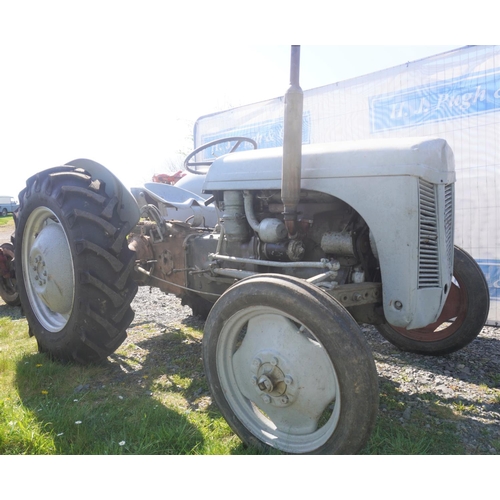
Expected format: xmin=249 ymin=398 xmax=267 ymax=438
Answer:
xmin=28 ymin=222 xmax=74 ymax=315
xmin=230 ymin=313 xmax=338 ymax=436
xmin=251 ymin=353 xmax=297 ymax=407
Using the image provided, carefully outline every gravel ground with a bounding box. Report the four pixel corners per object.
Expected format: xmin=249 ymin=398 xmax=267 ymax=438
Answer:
xmin=0 ymin=222 xmax=14 ymax=245
xmin=363 ymin=322 xmax=500 ymax=454
xmin=131 ymin=286 xmax=500 ymax=454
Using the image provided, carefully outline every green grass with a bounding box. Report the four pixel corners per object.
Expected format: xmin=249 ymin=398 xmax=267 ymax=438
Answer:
xmin=363 ymin=382 xmax=464 ymax=454
xmin=0 ymin=312 xmax=255 ymax=455
xmin=0 ymin=302 xmax=472 ymax=455
xmin=0 ymin=215 xmax=14 ymax=227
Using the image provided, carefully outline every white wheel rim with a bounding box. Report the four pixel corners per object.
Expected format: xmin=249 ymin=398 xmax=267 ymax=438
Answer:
xmin=216 ymin=306 xmax=340 ymax=454
xmin=21 ymin=206 xmax=75 ymax=332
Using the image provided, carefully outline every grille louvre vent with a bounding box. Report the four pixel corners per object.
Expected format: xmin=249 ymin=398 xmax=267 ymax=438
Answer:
xmin=444 ymin=183 xmax=454 ymax=277
xmin=418 ymin=180 xmax=440 ymax=288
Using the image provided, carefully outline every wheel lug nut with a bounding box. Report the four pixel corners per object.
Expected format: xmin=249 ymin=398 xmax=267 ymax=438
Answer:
xmin=251 ymin=376 xmax=258 ymax=385
xmin=271 ymin=357 xmax=278 ymax=366
xmin=261 ymin=395 xmax=271 ymax=404
xmin=257 ymin=375 xmax=274 ymax=392
xmin=252 ymin=358 xmax=261 ymax=368
xmin=280 ymin=396 xmax=289 ymax=404
xmin=284 ymin=375 xmax=293 ymax=385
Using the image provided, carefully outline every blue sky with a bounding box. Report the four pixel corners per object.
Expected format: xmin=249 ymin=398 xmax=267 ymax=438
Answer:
xmin=0 ymin=2 xmax=473 ymax=197
xmin=0 ymin=42 xmax=461 ymax=198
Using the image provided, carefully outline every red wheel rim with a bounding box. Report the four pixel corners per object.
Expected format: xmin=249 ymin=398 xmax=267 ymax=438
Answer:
xmin=391 ymin=275 xmax=468 ymax=342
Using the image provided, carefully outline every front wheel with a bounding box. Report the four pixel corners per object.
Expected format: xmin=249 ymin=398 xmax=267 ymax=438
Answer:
xmin=15 ymin=167 xmax=138 ymax=363
xmin=376 ymin=246 xmax=489 ymax=355
xmin=203 ymin=274 xmax=379 ymax=454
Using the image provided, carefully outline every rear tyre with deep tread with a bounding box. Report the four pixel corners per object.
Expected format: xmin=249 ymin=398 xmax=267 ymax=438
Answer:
xmin=182 ymin=294 xmax=214 ymax=320
xmin=0 ymin=242 xmax=20 ymax=306
xmin=15 ymin=167 xmax=138 ymax=364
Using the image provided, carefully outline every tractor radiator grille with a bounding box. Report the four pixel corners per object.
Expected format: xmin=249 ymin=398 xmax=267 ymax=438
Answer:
xmin=418 ymin=180 xmax=440 ymax=288
xmin=444 ymin=183 xmax=454 ymax=277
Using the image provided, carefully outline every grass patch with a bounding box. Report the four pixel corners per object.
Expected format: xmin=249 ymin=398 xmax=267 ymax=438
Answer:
xmin=0 ymin=215 xmax=14 ymax=227
xmin=0 ymin=307 xmax=257 ymax=455
xmin=0 ymin=300 xmax=471 ymax=455
xmin=364 ymin=416 xmax=463 ymax=454
xmin=364 ymin=382 xmax=465 ymax=454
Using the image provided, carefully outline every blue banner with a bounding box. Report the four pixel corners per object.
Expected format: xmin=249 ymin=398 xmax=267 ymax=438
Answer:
xmin=477 ymin=260 xmax=500 ymax=302
xmin=370 ymin=69 xmax=500 ymax=132
xmin=200 ymin=113 xmax=311 ymax=158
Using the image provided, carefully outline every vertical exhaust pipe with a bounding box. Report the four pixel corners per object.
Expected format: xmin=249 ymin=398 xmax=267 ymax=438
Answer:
xmin=281 ymin=45 xmax=303 ymax=239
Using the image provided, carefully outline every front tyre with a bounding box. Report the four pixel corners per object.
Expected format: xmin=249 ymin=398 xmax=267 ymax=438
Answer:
xmin=15 ymin=167 xmax=138 ymax=363
xmin=203 ymin=274 xmax=379 ymax=454
xmin=376 ymin=246 xmax=489 ymax=355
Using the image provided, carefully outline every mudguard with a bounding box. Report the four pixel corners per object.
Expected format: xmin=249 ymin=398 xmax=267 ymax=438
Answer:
xmin=66 ymin=159 xmax=141 ymax=228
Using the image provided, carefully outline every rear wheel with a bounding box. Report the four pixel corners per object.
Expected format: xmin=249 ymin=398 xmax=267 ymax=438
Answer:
xmin=1 ymin=208 xmax=7 ymax=217
xmin=376 ymin=246 xmax=489 ymax=355
xmin=15 ymin=167 xmax=138 ymax=363
xmin=0 ymin=242 xmax=20 ymax=306
xmin=182 ymin=294 xmax=214 ymax=320
xmin=203 ymin=274 xmax=379 ymax=454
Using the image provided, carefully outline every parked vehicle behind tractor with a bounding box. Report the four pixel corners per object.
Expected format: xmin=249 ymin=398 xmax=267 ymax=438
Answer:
xmin=0 ymin=196 xmax=19 ymax=217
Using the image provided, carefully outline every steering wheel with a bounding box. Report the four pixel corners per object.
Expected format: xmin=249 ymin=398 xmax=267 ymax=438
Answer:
xmin=184 ymin=137 xmax=257 ymax=175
